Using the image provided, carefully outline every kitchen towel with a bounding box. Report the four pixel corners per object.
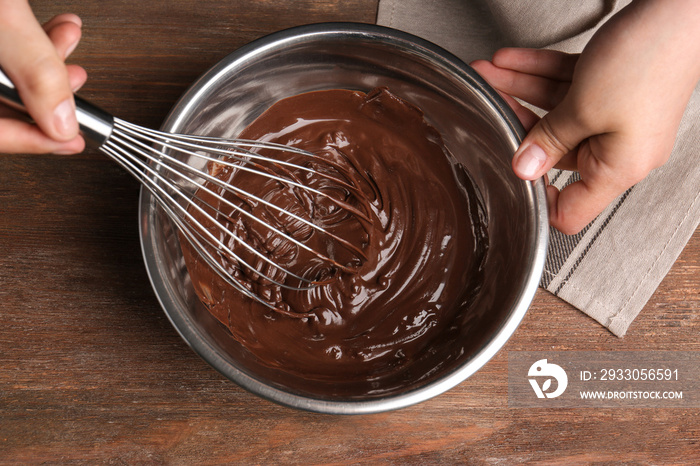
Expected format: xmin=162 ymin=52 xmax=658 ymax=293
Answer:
xmin=377 ymin=0 xmax=700 ymax=336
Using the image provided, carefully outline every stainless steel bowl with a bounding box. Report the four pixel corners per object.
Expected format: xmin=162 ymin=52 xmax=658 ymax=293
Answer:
xmin=139 ymin=23 xmax=548 ymax=414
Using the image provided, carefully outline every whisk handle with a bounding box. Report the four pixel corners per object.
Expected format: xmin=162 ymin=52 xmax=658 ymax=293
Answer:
xmin=0 ymin=67 xmax=114 ymax=146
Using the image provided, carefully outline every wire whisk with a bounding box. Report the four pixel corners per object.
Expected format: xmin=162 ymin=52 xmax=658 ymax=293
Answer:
xmin=0 ymin=69 xmax=371 ymax=312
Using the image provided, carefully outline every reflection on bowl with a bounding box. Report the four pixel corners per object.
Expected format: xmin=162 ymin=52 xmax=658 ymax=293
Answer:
xmin=139 ymin=23 xmax=547 ymax=414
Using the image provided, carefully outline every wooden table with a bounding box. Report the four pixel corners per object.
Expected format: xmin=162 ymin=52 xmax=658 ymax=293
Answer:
xmin=2 ymin=1 xmax=698 ymax=463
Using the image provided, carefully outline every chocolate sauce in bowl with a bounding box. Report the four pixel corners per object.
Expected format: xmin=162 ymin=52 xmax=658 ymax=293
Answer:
xmin=180 ymin=87 xmax=488 ymax=396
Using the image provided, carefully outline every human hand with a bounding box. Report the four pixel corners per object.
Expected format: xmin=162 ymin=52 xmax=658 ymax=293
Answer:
xmin=0 ymin=1 xmax=87 ymax=154
xmin=471 ymin=0 xmax=700 ymax=234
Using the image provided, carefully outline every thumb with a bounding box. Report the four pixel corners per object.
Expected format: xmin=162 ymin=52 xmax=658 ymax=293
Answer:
xmin=0 ymin=0 xmax=78 ymax=141
xmin=512 ymin=102 xmax=589 ymax=180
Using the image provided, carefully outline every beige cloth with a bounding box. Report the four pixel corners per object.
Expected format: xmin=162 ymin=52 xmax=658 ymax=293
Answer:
xmin=377 ymin=0 xmax=700 ymax=337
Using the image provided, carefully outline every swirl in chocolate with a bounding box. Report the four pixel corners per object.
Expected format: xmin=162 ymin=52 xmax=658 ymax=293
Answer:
xmin=180 ymin=87 xmax=488 ymax=396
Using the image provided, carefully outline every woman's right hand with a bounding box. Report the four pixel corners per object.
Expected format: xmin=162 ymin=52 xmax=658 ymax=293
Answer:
xmin=0 ymin=0 xmax=87 ymax=154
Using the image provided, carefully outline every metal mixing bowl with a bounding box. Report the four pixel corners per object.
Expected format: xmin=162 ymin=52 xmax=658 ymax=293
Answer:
xmin=139 ymin=23 xmax=548 ymax=414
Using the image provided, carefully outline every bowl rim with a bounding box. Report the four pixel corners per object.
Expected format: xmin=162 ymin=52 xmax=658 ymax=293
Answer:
xmin=138 ymin=22 xmax=549 ymax=414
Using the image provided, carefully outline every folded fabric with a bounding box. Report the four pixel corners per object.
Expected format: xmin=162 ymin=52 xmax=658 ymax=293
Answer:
xmin=377 ymin=0 xmax=700 ymax=336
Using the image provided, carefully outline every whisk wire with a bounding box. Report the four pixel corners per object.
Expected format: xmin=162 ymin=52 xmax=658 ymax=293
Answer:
xmin=102 ymin=142 xmax=294 ymax=310
xmin=112 ymin=119 xmax=365 ymax=271
xmin=102 ymin=130 xmax=317 ymax=289
xmin=117 ymin=120 xmax=371 ymax=228
xmin=119 ymin=120 xmax=369 ymax=207
xmin=102 ymin=136 xmax=326 ymax=317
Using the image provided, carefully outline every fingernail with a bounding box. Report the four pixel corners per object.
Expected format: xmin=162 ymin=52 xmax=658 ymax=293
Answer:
xmin=65 ymin=39 xmax=79 ymax=59
xmin=514 ymin=143 xmax=548 ymax=179
xmin=71 ymin=80 xmax=84 ymax=93
xmin=52 ymin=148 xmax=78 ymax=155
xmin=53 ymin=98 xmax=78 ymax=138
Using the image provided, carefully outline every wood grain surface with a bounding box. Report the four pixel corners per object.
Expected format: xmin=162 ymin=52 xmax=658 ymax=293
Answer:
xmin=1 ymin=1 xmax=698 ymax=463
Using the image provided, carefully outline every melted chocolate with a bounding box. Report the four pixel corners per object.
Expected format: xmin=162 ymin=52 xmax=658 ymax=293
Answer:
xmin=181 ymin=88 xmax=488 ymax=396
